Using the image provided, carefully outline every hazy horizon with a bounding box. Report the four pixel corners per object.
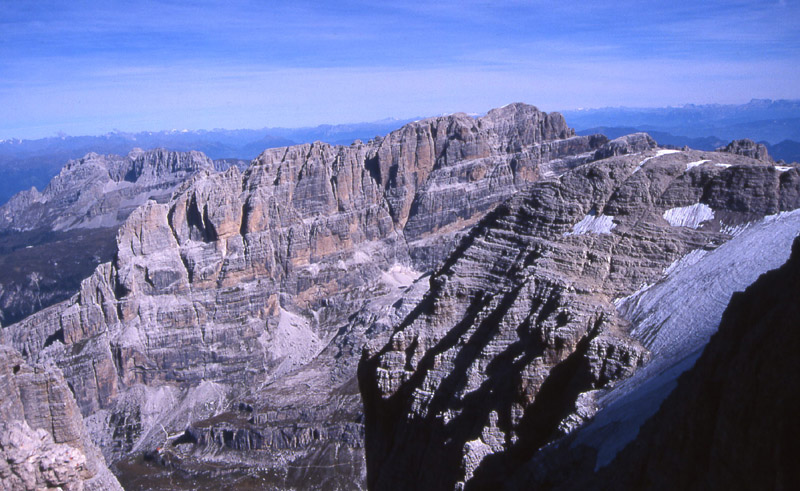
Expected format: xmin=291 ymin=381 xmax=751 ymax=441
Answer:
xmin=3 ymin=1 xmax=799 ymax=140
xmin=2 ymin=98 xmax=800 ymax=142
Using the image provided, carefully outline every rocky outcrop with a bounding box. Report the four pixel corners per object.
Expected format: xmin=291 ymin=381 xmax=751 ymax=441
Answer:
xmin=0 ymin=344 xmax=122 ymax=490
xmin=359 ymin=146 xmax=800 ymax=489
xmin=0 ymin=149 xmax=221 ymax=326
xmin=716 ymin=138 xmax=773 ymax=162
xmin=0 ymin=148 xmax=217 ymax=233
xmin=591 ymin=132 xmax=656 ymax=160
xmin=2 ymin=104 xmax=610 ymax=488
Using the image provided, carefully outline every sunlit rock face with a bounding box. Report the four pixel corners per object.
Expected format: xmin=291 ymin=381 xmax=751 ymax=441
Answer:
xmin=358 ymin=143 xmax=800 ymax=490
xmin=0 ymin=149 xmax=222 ymax=326
xmin=0 ymin=344 xmax=122 ymax=491
xmin=3 ymin=104 xmax=619 ymax=488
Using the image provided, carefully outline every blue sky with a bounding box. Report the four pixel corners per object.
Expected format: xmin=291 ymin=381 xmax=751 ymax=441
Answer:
xmin=1 ymin=0 xmax=799 ymax=139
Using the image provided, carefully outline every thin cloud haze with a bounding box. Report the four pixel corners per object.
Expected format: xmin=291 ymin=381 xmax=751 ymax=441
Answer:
xmin=1 ymin=0 xmax=798 ymax=138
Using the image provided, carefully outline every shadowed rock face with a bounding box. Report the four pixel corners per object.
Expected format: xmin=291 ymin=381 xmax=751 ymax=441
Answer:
xmin=591 ymin=236 xmax=800 ymax=490
xmin=358 ymin=145 xmax=800 ymax=490
xmin=2 ymin=104 xmax=614 ymax=488
xmin=520 ymin=235 xmax=800 ymax=490
xmin=0 ymin=344 xmax=122 ymax=491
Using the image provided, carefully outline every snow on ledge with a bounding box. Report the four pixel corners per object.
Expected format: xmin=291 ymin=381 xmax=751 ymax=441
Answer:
xmin=662 ymin=203 xmax=715 ymax=229
xmin=633 ymin=149 xmax=680 ymax=174
xmin=775 ymin=165 xmax=793 ymax=172
xmin=685 ymin=159 xmax=709 ymax=170
xmin=566 ymin=214 xmax=616 ymax=236
xmin=715 ymin=163 xmax=731 ymax=169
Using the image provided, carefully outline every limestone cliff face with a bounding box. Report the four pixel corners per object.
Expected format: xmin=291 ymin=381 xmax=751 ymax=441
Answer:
xmin=0 ymin=148 xmax=216 ymax=232
xmin=0 ymin=148 xmax=219 ymax=326
xmin=0 ymin=344 xmax=122 ymax=490
xmin=2 ymin=105 xmax=607 ymax=487
xmin=358 ymin=147 xmax=800 ymax=490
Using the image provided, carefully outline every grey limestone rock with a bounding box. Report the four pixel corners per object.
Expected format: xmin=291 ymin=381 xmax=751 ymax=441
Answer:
xmin=716 ymin=138 xmax=773 ymax=162
xmin=0 ymin=344 xmax=122 ymax=490
xmin=2 ymin=104 xmax=606 ymax=488
xmin=358 ymin=146 xmax=800 ymax=490
xmin=0 ymin=148 xmax=220 ymax=326
xmin=0 ymin=148 xmax=216 ymax=233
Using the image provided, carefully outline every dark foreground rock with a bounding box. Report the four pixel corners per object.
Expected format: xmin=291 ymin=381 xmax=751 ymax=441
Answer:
xmin=592 ymin=236 xmax=800 ymax=490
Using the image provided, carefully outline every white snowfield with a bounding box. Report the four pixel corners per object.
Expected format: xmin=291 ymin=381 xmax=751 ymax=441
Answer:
xmin=662 ymin=202 xmax=715 ymax=229
xmin=565 ymin=214 xmax=616 ymax=236
xmin=573 ymin=208 xmax=800 ymax=468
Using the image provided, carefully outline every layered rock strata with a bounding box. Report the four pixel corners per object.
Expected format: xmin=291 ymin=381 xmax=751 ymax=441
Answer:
xmin=521 ymin=235 xmax=800 ymax=490
xmin=359 ymin=146 xmax=800 ymax=489
xmin=2 ymin=104 xmax=610 ymax=488
xmin=0 ymin=148 xmax=217 ymax=233
xmin=0 ymin=149 xmax=222 ymax=325
xmin=0 ymin=344 xmax=122 ymax=490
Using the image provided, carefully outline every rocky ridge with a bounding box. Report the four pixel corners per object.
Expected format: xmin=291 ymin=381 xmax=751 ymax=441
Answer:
xmin=1 ymin=104 xmax=615 ymax=488
xmin=358 ymin=144 xmax=800 ymax=489
xmin=518 ymin=235 xmax=800 ymax=490
xmin=716 ymin=138 xmax=773 ymax=162
xmin=0 ymin=148 xmax=217 ymax=233
xmin=0 ymin=148 xmax=222 ymax=326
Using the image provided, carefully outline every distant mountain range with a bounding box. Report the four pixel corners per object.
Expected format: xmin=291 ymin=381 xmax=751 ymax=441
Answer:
xmin=3 ymin=99 xmax=799 ymax=206
xmin=0 ymin=118 xmax=419 ymax=204
xmin=574 ymin=127 xmax=800 ymax=163
xmin=563 ymin=99 xmax=800 ymax=164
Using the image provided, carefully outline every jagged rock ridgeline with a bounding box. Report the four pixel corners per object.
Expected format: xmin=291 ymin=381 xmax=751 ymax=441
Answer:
xmin=0 ymin=148 xmax=217 ymax=232
xmin=0 ymin=148 xmax=230 ymax=327
xmin=525 ymin=235 xmax=800 ymax=490
xmin=716 ymin=138 xmax=773 ymax=162
xmin=2 ymin=104 xmax=618 ymax=488
xmin=0 ymin=344 xmax=122 ymax=490
xmin=358 ymin=144 xmax=800 ymax=489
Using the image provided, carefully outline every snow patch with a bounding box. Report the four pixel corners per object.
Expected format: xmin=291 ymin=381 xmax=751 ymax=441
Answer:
xmin=720 ymin=222 xmax=749 ymax=236
xmin=775 ymin=165 xmax=793 ymax=172
xmin=685 ymin=159 xmax=709 ymax=170
xmin=662 ymin=203 xmax=714 ymax=228
xmin=655 ymin=149 xmax=680 ymax=157
xmin=633 ymin=149 xmax=680 ymax=174
xmin=566 ymin=214 xmax=616 ymax=236
xmin=662 ymin=248 xmax=708 ymax=276
xmin=715 ymin=163 xmax=731 ymax=169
